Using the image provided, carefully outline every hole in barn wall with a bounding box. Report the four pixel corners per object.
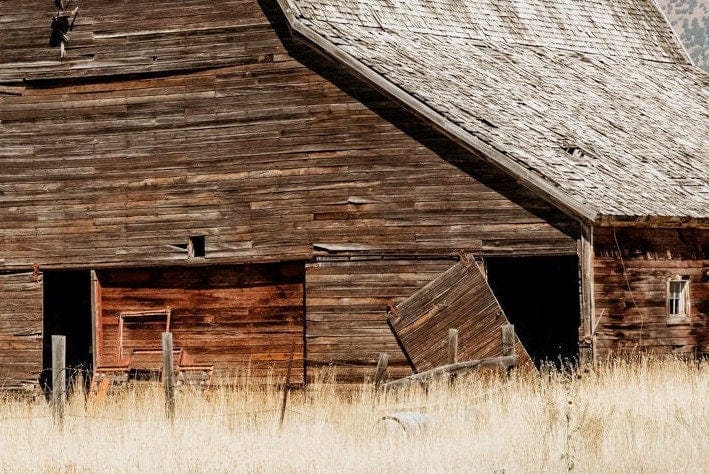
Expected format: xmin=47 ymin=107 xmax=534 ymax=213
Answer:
xmin=188 ymin=235 xmax=206 ymax=259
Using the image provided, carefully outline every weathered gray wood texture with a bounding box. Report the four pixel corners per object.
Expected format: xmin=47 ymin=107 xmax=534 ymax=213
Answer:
xmin=0 ymin=273 xmax=43 ymax=391
xmin=0 ymin=0 xmax=578 ymax=272
xmin=388 ymin=258 xmax=532 ymax=372
xmin=593 ymin=227 xmax=708 ymax=356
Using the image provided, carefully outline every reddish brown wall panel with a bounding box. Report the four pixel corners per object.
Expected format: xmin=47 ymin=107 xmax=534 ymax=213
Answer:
xmin=593 ymin=227 xmax=708 ymax=356
xmin=0 ymin=273 xmax=43 ymax=391
xmin=97 ymin=264 xmax=305 ymax=383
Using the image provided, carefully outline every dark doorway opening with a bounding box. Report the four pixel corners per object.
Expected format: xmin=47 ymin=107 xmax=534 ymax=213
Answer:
xmin=486 ymin=256 xmax=580 ymax=368
xmin=42 ymin=270 xmax=93 ymax=391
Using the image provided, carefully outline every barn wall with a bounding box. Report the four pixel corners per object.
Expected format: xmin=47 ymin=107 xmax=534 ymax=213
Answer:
xmin=593 ymin=227 xmax=708 ymax=357
xmin=0 ymin=273 xmax=43 ymax=391
xmin=0 ymin=0 xmax=581 ymax=384
xmin=0 ymin=0 xmax=577 ymax=272
xmin=96 ymin=263 xmax=305 ymax=383
xmin=305 ymin=258 xmax=456 ymax=382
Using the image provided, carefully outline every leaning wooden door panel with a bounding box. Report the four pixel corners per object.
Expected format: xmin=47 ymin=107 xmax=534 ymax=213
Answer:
xmin=388 ymin=257 xmax=531 ymax=372
xmin=0 ymin=272 xmax=43 ymax=391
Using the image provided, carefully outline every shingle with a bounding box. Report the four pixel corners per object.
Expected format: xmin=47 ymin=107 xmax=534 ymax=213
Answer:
xmin=285 ymin=0 xmax=709 ymax=219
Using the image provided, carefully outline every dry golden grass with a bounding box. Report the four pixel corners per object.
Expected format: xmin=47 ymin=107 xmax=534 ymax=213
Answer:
xmin=0 ymin=357 xmax=707 ymax=473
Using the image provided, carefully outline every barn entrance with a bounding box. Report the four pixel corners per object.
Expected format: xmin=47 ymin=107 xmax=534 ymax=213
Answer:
xmin=93 ymin=263 xmax=306 ymax=386
xmin=42 ymin=270 xmax=93 ymax=390
xmin=485 ymin=256 xmax=580 ymax=367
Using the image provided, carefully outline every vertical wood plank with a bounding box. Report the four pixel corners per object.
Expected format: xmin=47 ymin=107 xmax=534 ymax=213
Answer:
xmin=162 ymin=332 xmax=175 ymax=420
xmin=501 ymin=324 xmax=515 ymax=357
xmin=90 ymin=270 xmax=100 ymax=372
xmin=279 ymin=339 xmax=296 ymax=428
xmin=578 ymin=224 xmax=595 ymax=364
xmin=374 ymin=352 xmax=390 ymax=390
xmin=448 ymin=329 xmax=459 ymax=364
xmin=52 ymin=335 xmax=66 ymax=427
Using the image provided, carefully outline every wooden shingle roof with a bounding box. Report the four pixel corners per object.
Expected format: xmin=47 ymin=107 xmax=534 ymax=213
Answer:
xmin=278 ymin=0 xmax=709 ymax=222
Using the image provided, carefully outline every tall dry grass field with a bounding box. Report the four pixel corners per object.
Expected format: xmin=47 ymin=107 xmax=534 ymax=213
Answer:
xmin=0 ymin=358 xmax=706 ymax=473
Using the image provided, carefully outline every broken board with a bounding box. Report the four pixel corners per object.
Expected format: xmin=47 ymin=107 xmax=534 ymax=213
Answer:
xmin=387 ymin=256 xmax=532 ymax=372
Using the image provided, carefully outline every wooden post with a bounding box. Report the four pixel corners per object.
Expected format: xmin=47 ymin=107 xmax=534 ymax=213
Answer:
xmin=162 ymin=332 xmax=175 ymax=420
xmin=578 ymin=224 xmax=596 ymax=365
xmin=501 ymin=324 xmax=515 ymax=358
xmin=374 ymin=352 xmax=389 ymax=390
xmin=279 ymin=338 xmax=296 ymax=429
xmin=448 ymin=329 xmax=459 ymax=365
xmin=51 ymin=335 xmax=66 ymax=427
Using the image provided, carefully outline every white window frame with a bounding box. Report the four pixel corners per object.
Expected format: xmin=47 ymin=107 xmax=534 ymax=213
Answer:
xmin=667 ymin=277 xmax=690 ymax=324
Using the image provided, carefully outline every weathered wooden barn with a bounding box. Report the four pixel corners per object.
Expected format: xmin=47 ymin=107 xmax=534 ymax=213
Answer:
xmin=0 ymin=0 xmax=707 ymax=391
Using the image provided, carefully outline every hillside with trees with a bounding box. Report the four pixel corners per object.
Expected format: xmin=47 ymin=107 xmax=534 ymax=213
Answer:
xmin=659 ymin=0 xmax=708 ymax=71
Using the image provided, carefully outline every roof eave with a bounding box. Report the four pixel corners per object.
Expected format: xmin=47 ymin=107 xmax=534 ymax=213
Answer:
xmin=276 ymin=0 xmax=599 ymax=225
xmin=598 ymin=214 xmax=709 ymax=229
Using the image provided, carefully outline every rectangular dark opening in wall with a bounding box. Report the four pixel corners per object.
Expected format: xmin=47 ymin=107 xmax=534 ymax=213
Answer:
xmin=189 ymin=235 xmax=206 ymax=258
xmin=42 ymin=270 xmax=93 ymax=391
xmin=485 ymin=256 xmax=581 ymax=368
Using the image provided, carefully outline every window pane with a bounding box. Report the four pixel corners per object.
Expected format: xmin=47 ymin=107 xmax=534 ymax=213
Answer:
xmin=668 ymin=280 xmax=688 ymax=317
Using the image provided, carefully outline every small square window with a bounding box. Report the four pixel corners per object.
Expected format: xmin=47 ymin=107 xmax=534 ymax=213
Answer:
xmin=667 ymin=278 xmax=690 ymax=320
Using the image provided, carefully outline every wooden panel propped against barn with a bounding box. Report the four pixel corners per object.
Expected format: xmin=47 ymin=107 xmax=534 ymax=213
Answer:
xmin=387 ymin=255 xmax=532 ymax=372
xmin=0 ymin=272 xmax=43 ymax=392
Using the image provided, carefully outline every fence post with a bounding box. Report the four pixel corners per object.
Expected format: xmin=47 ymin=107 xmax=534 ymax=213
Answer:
xmin=448 ymin=329 xmax=459 ymax=365
xmin=374 ymin=352 xmax=389 ymax=391
xmin=52 ymin=335 xmax=66 ymax=428
xmin=279 ymin=338 xmax=296 ymax=429
xmin=501 ymin=324 xmax=516 ymax=365
xmin=162 ymin=332 xmax=175 ymax=420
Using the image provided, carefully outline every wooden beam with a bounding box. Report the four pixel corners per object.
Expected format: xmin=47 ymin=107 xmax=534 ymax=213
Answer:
xmin=447 ymin=329 xmax=459 ymax=365
xmin=382 ymin=356 xmax=516 ymax=390
xmin=279 ymin=338 xmax=296 ymax=428
xmin=373 ymin=352 xmax=389 ymax=390
xmin=501 ymin=324 xmax=515 ymax=357
xmin=578 ymin=224 xmax=595 ymax=364
xmin=52 ymin=335 xmax=66 ymax=427
xmin=162 ymin=332 xmax=175 ymax=420
xmin=90 ymin=270 xmax=100 ymax=372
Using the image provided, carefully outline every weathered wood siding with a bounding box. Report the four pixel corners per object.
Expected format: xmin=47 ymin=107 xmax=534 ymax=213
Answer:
xmin=96 ymin=263 xmax=305 ymax=383
xmin=593 ymin=227 xmax=708 ymax=356
xmin=0 ymin=273 xmax=43 ymax=391
xmin=0 ymin=0 xmax=582 ymax=383
xmin=305 ymin=259 xmax=457 ymax=382
xmin=0 ymin=0 xmax=577 ymax=273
